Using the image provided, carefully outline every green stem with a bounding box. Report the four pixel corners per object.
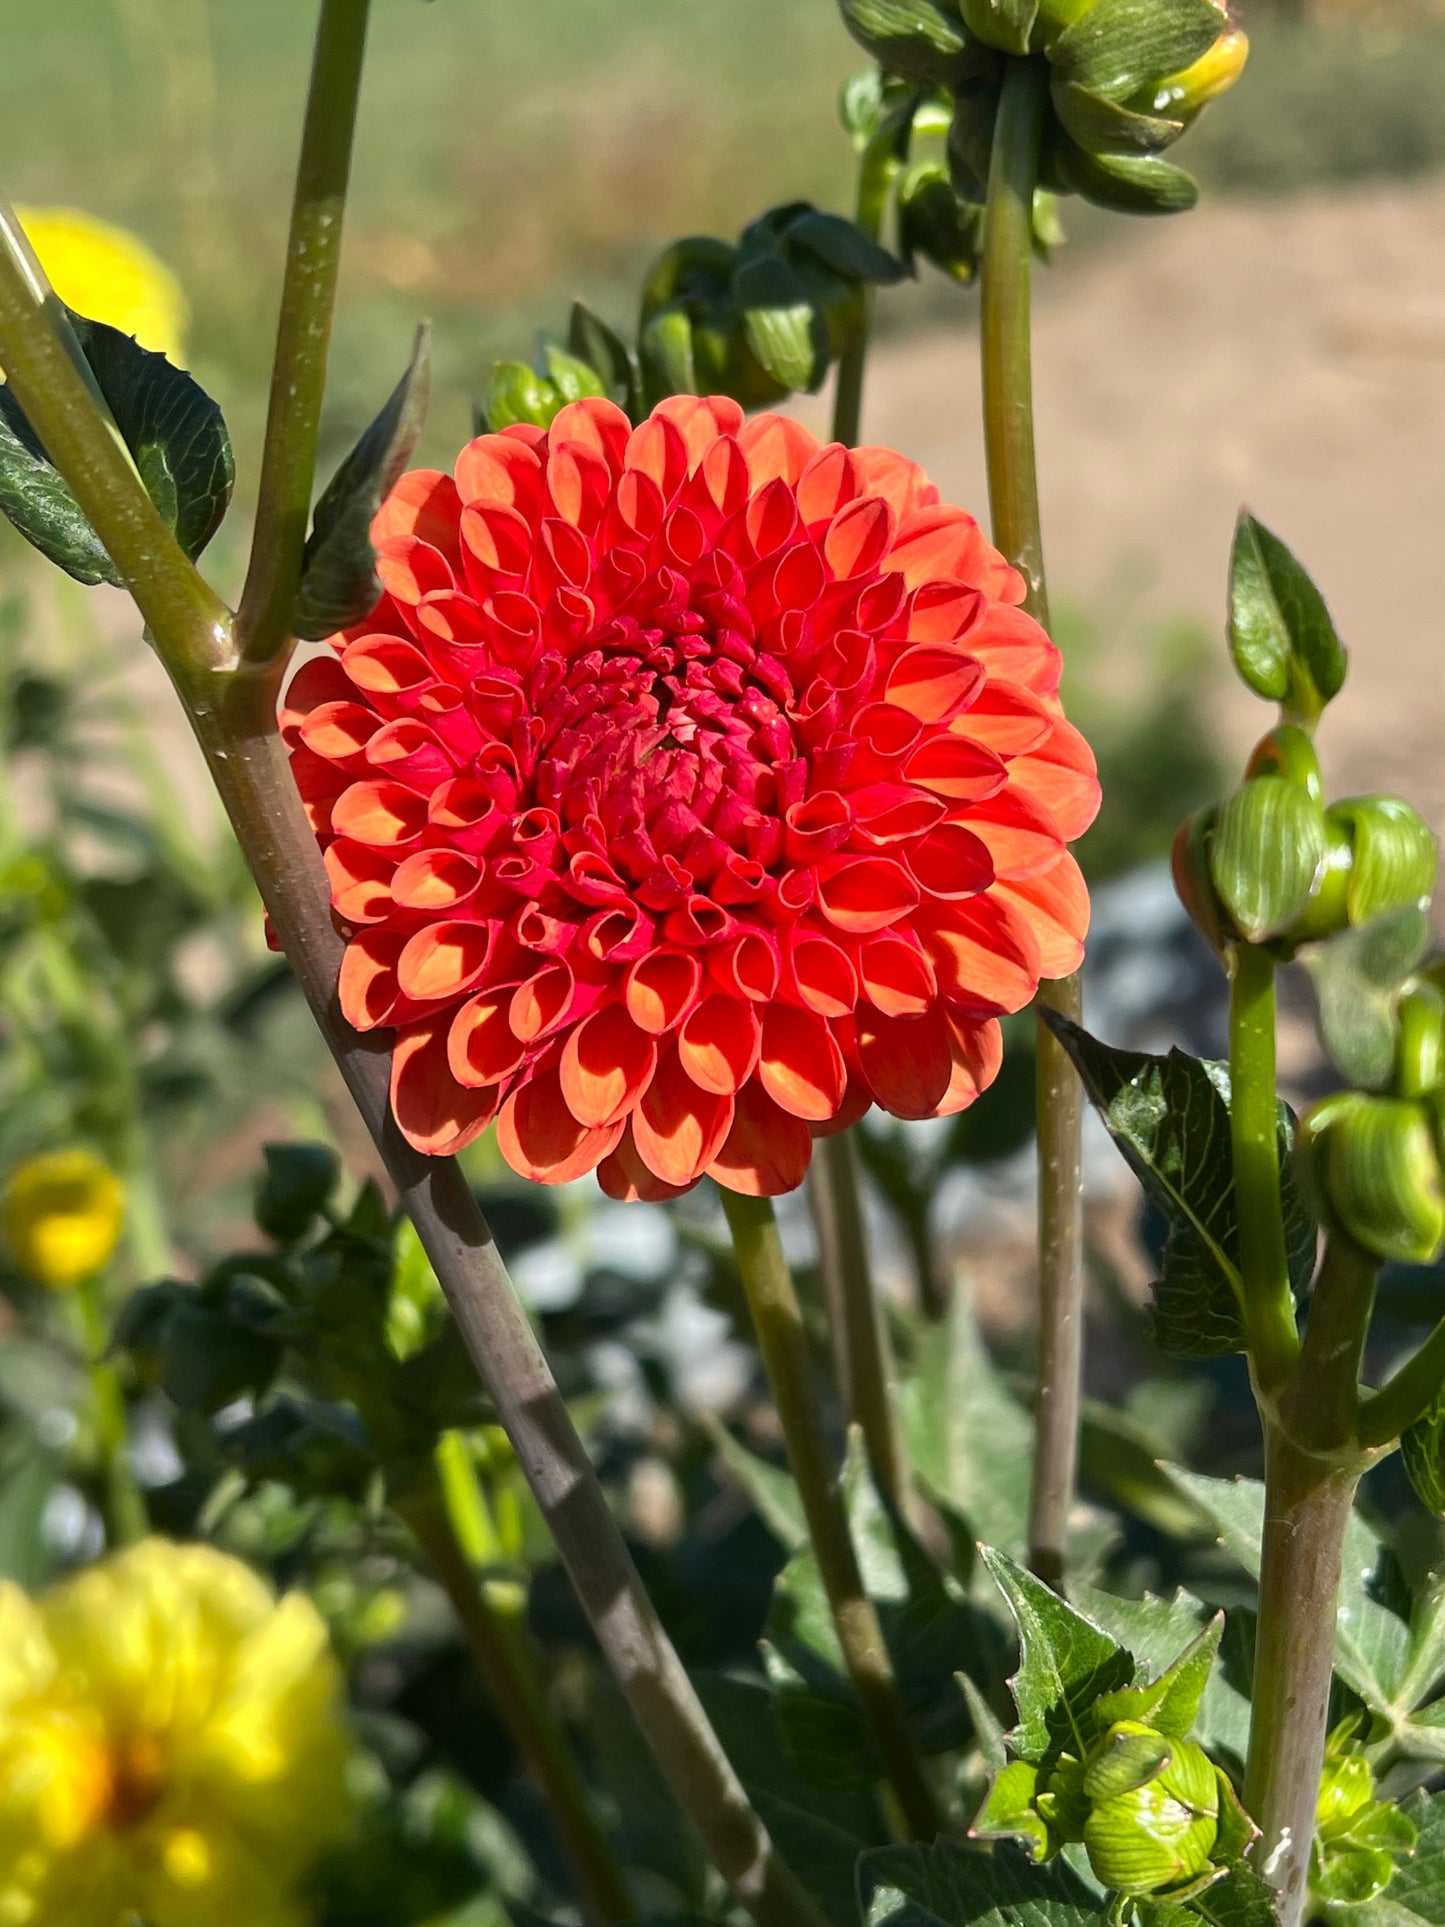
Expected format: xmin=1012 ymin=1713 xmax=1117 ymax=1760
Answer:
xmin=1228 ymin=944 xmax=1302 ymax=1395
xmin=719 ymin=1189 xmax=942 ymax=1841
xmin=399 ymin=1449 xmax=633 ymax=1927
xmin=980 ymin=57 xmax=1083 ymax=1587
xmin=830 ymin=136 xmax=894 ymax=448
xmin=1245 ymin=1425 xmax=1361 ymax=1927
xmin=808 ymin=1135 xmax=913 ymax=1518
xmin=75 ymin=1274 xmax=147 ymax=1546
xmin=1358 ymin=1311 xmax=1445 ymax=1448
xmin=1284 ymin=1235 xmax=1376 ymax=1454
xmin=236 ymin=0 xmax=371 ymax=666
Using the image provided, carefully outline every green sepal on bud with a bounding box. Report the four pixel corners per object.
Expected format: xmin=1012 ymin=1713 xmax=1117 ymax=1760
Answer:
xmin=897 ymin=158 xmax=987 ymax=281
xmin=479 ymin=342 xmax=609 ymax=434
xmin=1208 ymin=775 xmax=1327 ymax=945
xmin=1328 ymin=796 xmax=1438 ymax=930
xmin=1301 ymin=1091 xmax=1445 ymax=1266
xmin=1312 ymin=1724 xmax=1419 ymax=1906
xmin=1080 ymin=1722 xmax=1235 ymax=1901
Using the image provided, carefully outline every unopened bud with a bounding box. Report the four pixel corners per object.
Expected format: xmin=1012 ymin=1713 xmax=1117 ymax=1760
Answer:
xmin=1307 ymin=1092 xmax=1445 ymax=1266
xmin=1081 ymin=1722 xmax=1220 ymax=1898
xmin=1209 ymin=775 xmax=1327 ymax=945
xmin=1329 ymin=796 xmax=1438 ymax=930
xmin=1396 ymin=982 xmax=1445 ymax=1102
xmin=1152 ymin=26 xmax=1249 ymax=120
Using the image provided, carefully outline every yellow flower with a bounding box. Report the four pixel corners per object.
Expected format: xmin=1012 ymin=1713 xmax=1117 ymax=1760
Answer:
xmin=1 ymin=1151 xmax=125 ymax=1291
xmin=14 ymin=208 xmax=188 ymax=364
xmin=0 ymin=1538 xmax=351 ymax=1927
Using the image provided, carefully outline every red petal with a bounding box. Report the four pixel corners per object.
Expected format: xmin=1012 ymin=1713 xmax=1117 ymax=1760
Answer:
xmin=937 ymin=1012 xmax=1003 ymax=1116
xmin=785 ymin=931 xmax=858 ymax=1018
xmin=632 ymin=1046 xmax=734 ymax=1187
xmin=560 ymin=1004 xmax=657 ymax=1127
xmin=993 ymin=852 xmax=1090 ymax=978
xmin=339 ymin=928 xmax=408 ymax=1032
xmin=857 ymin=1006 xmax=952 ymax=1120
xmin=707 ymin=1081 xmax=813 ymax=1197
xmin=625 ymin=949 xmax=703 ymax=1034
xmin=963 ymin=602 xmax=1062 ymax=696
xmin=923 ymin=896 xmax=1042 ymax=1017
xmin=858 ymin=935 xmax=937 ymax=1017
xmin=597 ymin=1126 xmax=692 ymax=1203
xmin=454 ymin=433 xmax=544 ymax=517
xmin=737 ymin=413 xmax=818 ymax=489
xmin=906 ymin=822 xmax=995 ymax=900
xmin=653 ymin=395 xmax=745 ymax=467
xmin=391 ymin=848 xmax=482 ymax=914
xmin=391 ymin=1020 xmax=498 ymax=1156
xmin=824 ymin=496 xmax=895 ymax=579
xmin=373 ymin=469 xmax=463 ymax=557
xmin=377 ymin=535 xmax=454 ymax=605
xmin=884 ymin=645 xmax=986 ymax=724
xmin=678 ymin=995 xmax=761 ymax=1096
xmin=324 ymin=839 xmax=394 ymax=924
xmin=448 ymin=987 xmax=528 ymax=1087
xmin=706 ymin=930 xmax=779 ymax=1003
xmin=497 ymin=1068 xmax=622 ymax=1183
xmin=903 ymin=736 xmax=1008 ymax=803
xmin=280 ymin=656 xmax=354 ymax=740
xmin=397 ymin=920 xmax=494 ymax=1003
xmin=796 ymin=444 xmax=860 ymax=526
xmin=547 ymin=397 xmax=632 ymax=473
xmin=816 ymin=856 xmax=920 ymax=936
xmin=330 ymin=780 xmax=428 ymax=850
xmin=759 ymin=1004 xmax=846 ymax=1121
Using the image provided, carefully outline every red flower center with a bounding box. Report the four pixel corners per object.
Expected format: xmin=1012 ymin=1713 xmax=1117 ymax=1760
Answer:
xmin=282 ymin=396 xmax=1099 ymax=1199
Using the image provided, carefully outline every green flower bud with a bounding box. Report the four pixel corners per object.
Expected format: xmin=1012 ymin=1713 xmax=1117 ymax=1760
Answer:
xmin=1209 ymin=774 xmax=1327 ymax=945
xmin=1312 ymin=1726 xmax=1419 ymax=1908
xmin=1080 ymin=1722 xmax=1220 ymax=1898
xmin=1171 ymin=805 xmax=1232 ymax=955
xmin=1329 ymin=795 xmax=1438 ymax=930
xmin=897 ymin=159 xmax=986 ymax=282
xmin=1150 ymin=26 xmax=1249 ymax=121
xmin=1244 ymin=723 xmax=1322 ymax=803
xmin=1306 ymin=1091 xmax=1445 ymax=1266
xmin=1396 ymin=980 xmax=1445 ymax=1102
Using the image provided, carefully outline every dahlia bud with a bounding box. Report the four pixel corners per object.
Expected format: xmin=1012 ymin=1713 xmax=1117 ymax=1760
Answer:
xmin=1152 ymin=26 xmax=1249 ymax=121
xmin=1208 ymin=774 xmax=1328 ymax=946
xmin=1313 ymin=1728 xmax=1419 ymax=1906
xmin=1171 ymin=805 xmax=1232 ymax=955
xmin=1328 ymin=796 xmax=1438 ymax=932
xmin=1080 ymin=1722 xmax=1222 ymax=1899
xmin=1396 ymin=982 xmax=1445 ymax=1102
xmin=897 ymin=159 xmax=986 ymax=283
xmin=1303 ymin=1092 xmax=1445 ymax=1266
xmin=1 ymin=1149 xmax=125 ymax=1291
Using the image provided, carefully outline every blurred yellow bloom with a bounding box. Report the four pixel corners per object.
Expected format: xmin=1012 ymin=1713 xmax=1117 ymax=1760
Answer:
xmin=1 ymin=1151 xmax=125 ymax=1291
xmin=0 ymin=1538 xmax=351 ymax=1927
xmin=15 ymin=207 xmax=188 ymax=364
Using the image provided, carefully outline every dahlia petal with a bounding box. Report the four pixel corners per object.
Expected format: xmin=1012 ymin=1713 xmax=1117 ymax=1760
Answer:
xmin=784 ymin=790 xmax=851 ymax=863
xmin=416 ymin=590 xmax=491 ymax=654
xmin=766 ymin=541 xmax=827 ymax=615
xmin=744 ymin=477 xmax=802 ymax=560
xmin=377 ymin=535 xmax=455 ymax=605
xmin=460 ymin=501 xmax=534 ymax=579
xmin=706 ymin=929 xmax=779 ymax=1003
xmin=607 ymin=468 xmax=667 ymax=549
xmin=338 ymin=927 xmax=409 ymax=1031
xmin=652 ymin=394 xmax=745 ymax=467
xmin=852 ymin=446 xmax=937 ymax=520
xmin=963 ymin=602 xmax=1062 ymax=696
xmin=816 ymin=856 xmax=920 ymax=936
xmin=448 ymin=986 xmax=529 ymax=1088
xmin=454 ymin=433 xmax=544 ymax=518
xmin=906 ymin=821 xmax=995 ymax=900
xmin=857 ymin=1006 xmax=952 ymax=1120
xmin=678 ymin=995 xmax=761 ymax=1096
xmin=510 ymin=961 xmax=576 ymax=1042
xmin=560 ymin=1003 xmax=658 ymax=1127
xmin=884 ymin=644 xmax=986 ymax=725
xmin=301 ymin=700 xmax=381 ymax=774
xmin=324 ymin=839 xmax=394 ymax=924
xmin=958 ymin=790 xmax=1067 ymax=880
xmin=923 ymin=895 xmax=1042 ymax=1017
xmin=372 ymin=469 xmax=463 ymax=556
xmin=690 ymin=434 xmax=751 ymax=522
xmin=848 ymin=783 xmax=947 ymax=847
xmin=427 ymin=778 xmax=504 ymax=855
xmin=858 ymin=934 xmax=937 ymax=1018
xmin=707 ymin=1081 xmax=813 ymax=1197
xmin=824 ymin=496 xmax=895 ymax=579
xmin=952 ymin=680 xmax=1053 ymax=758
xmin=497 ymin=1069 xmax=623 ymax=1184
xmin=342 ymin=634 xmax=437 ymax=711
xmin=280 ymin=656 xmax=354 ymax=742
xmin=1005 ymin=719 xmax=1102 ymax=842
xmin=786 ymin=931 xmax=858 ymax=1018
xmin=736 ymin=412 xmax=818 ymax=488
xmin=548 ymin=396 xmax=633 ymax=473
xmin=632 ymin=1046 xmax=734 ymax=1187
xmin=993 ymin=852 xmax=1090 ymax=978
xmin=397 ymin=919 xmax=494 ymax=1003
xmin=796 ymin=444 xmax=860 ymax=526
xmin=392 ymin=1020 xmax=499 ymax=1156
xmin=903 ymin=735 xmax=1009 ymax=803
xmin=289 ymin=747 xmax=349 ymax=834
xmin=937 ymin=1012 xmax=1004 ymax=1117
xmin=532 ymin=518 xmax=592 ymax=603
xmin=598 ymin=1126 xmax=693 ymax=1203
xmin=545 ymin=442 xmax=612 ymax=533
xmin=365 ymin=718 xmax=456 ymax=792
xmin=330 ymin=780 xmax=428 ymax=850
xmin=759 ymin=1004 xmax=846 ymax=1121
xmin=624 ymin=414 xmax=690 ymax=502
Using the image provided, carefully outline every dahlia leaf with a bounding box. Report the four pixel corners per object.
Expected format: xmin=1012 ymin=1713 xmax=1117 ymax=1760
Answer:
xmin=1041 ymin=1014 xmax=1315 ymax=1360
xmin=567 ymin=300 xmax=641 ymax=418
xmin=0 ymin=305 xmax=233 ymax=585
xmin=861 ymin=1837 xmax=1109 ymax=1927
xmin=1046 ymin=138 xmax=1200 ymax=215
xmin=785 ymin=210 xmax=910 ymax=285
xmin=294 ymin=323 xmax=430 ymax=642
xmin=1401 ymin=1392 xmax=1445 ymax=1521
xmin=1228 ymin=511 xmax=1347 ymax=720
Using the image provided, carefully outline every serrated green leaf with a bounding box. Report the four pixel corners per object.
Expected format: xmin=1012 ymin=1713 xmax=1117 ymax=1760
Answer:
xmin=1181 ymin=1863 xmax=1279 ymax=1927
xmin=733 ymin=251 xmax=825 ymax=393
xmin=1050 ymin=0 xmax=1227 ymax=100
xmin=0 ymin=307 xmax=232 ymax=585
xmin=1042 ymin=1015 xmax=1315 ymax=1360
xmin=862 ymin=1839 xmax=1109 ymax=1927
xmin=1304 ymin=907 xmax=1431 ymax=1090
xmin=566 ymin=300 xmax=640 ymax=417
xmin=1229 ymin=512 xmax=1347 ymax=718
xmin=1209 ymin=777 xmax=1327 ymax=941
xmin=981 ymin=1547 xmax=1134 ymax=1766
xmin=1070 ymin=1587 xmax=1250 ymax=1763
xmin=974 ymin=1759 xmax=1051 ymax=1859
xmin=1092 ymin=1616 xmax=1223 ymax=1741
xmin=1163 ymin=1470 xmax=1409 ymax=1716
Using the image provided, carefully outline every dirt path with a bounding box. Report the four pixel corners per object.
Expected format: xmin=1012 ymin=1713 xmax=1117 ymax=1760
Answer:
xmin=798 ymin=176 xmax=1445 ymax=825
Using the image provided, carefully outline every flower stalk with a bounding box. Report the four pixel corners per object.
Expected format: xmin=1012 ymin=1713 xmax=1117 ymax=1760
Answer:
xmin=1228 ymin=943 xmax=1303 ymax=1397
xmin=75 ymin=1272 xmax=147 ymax=1548
xmin=719 ymin=1188 xmax=942 ymax=1841
xmin=398 ymin=1441 xmax=633 ymax=1927
xmin=979 ymin=55 xmax=1083 ymax=1588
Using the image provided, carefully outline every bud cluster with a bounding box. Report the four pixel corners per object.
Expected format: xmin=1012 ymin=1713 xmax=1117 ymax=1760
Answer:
xmin=838 ymin=0 xmax=1247 ymax=218
xmin=1311 ymin=1725 xmax=1418 ymax=1905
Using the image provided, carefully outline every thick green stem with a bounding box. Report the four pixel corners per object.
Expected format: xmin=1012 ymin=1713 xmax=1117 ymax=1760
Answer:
xmin=236 ymin=0 xmax=371 ymax=666
xmin=719 ymin=1189 xmax=942 ymax=1841
xmin=1359 ymin=1312 xmax=1445 ymax=1448
xmin=980 ymin=57 xmax=1083 ymax=1587
xmin=808 ymin=1136 xmax=912 ymax=1518
xmin=1228 ymin=945 xmax=1302 ymax=1395
xmin=830 ymin=138 xmax=893 ymax=448
xmin=1245 ymin=1427 xmax=1361 ymax=1927
xmin=1284 ymin=1236 xmax=1376 ymax=1454
xmin=76 ymin=1274 xmax=147 ymax=1546
xmin=399 ymin=1454 xmax=633 ymax=1927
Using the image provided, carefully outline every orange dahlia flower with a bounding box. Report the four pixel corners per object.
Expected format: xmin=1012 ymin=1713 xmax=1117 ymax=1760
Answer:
xmin=282 ymin=396 xmax=1098 ymax=1198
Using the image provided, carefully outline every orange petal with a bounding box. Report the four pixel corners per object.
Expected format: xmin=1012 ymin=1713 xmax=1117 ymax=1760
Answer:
xmin=343 ymin=634 xmax=437 ymax=708
xmin=299 ymin=699 xmax=380 ymax=766
xmin=906 ymin=821 xmax=995 ymax=900
xmin=796 ymin=443 xmax=860 ymax=526
xmin=963 ymin=602 xmax=1062 ymax=696
xmin=884 ymin=644 xmax=986 ymax=724
xmin=624 ymin=413 xmax=690 ymax=502
xmin=759 ymin=1004 xmax=846 ymax=1121
xmin=824 ymin=496 xmax=895 ymax=579
xmin=460 ymin=501 xmax=533 ymax=577
xmin=547 ymin=397 xmax=632 ymax=473
xmin=377 ymin=535 xmax=454 ymax=604
xmin=597 ymin=1126 xmax=693 ymax=1203
xmin=903 ymin=736 xmax=1008 ymax=804
xmin=857 ymin=1006 xmax=952 ymax=1120
xmin=707 ymin=1080 xmax=813 ymax=1197
xmin=625 ymin=949 xmax=703 ymax=1034
xmin=448 ymin=987 xmax=529 ymax=1088
xmin=391 ymin=848 xmax=482 ymax=914
xmin=737 ymin=412 xmax=818 ymax=489
xmin=993 ymin=852 xmax=1090 ymax=978
xmin=338 ymin=928 xmax=408 ymax=1031
xmin=497 ymin=1068 xmax=622 ymax=1183
xmin=373 ymin=469 xmax=463 ymax=555
xmin=957 ymin=790 xmax=1065 ymax=880
xmin=397 ymin=920 xmax=494 ymax=1003
xmin=678 ymin=995 xmax=762 ymax=1096
xmin=786 ymin=931 xmax=858 ymax=1018
xmin=454 ymin=433 xmax=544 ymax=518
xmin=706 ymin=930 xmax=779 ymax=1004
xmin=560 ymin=1004 xmax=657 ymax=1127
xmin=510 ymin=962 xmax=575 ymax=1043
xmin=923 ymin=896 xmax=1042 ymax=1017
xmin=881 ymin=505 xmax=990 ymax=591
xmin=391 ymin=1020 xmax=499 ymax=1156
xmin=330 ymin=780 xmax=428 ymax=850
xmin=937 ymin=1012 xmax=1003 ymax=1117
xmin=280 ymin=656 xmax=354 ymax=740
xmin=852 ymin=445 xmax=937 ymax=520
xmin=652 ymin=395 xmax=745 ymax=467
xmin=1005 ymin=719 xmax=1102 ymax=842
xmin=816 ymin=857 xmax=920 ymax=936
xmin=324 ymin=839 xmax=394 ymax=924
xmin=631 ymin=1046 xmax=734 ymax=1187
xmin=858 ymin=935 xmax=937 ymax=1017
xmin=952 ymin=680 xmax=1053 ymax=757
